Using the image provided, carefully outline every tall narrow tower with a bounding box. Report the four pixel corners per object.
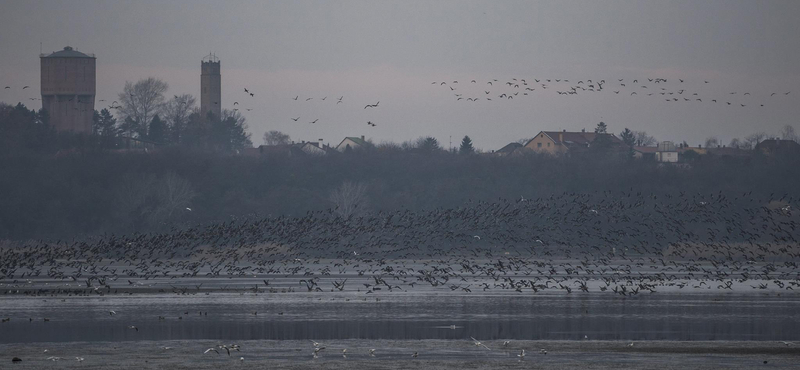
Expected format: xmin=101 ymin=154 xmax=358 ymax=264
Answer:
xmin=40 ymin=46 xmax=96 ymax=133
xmin=200 ymin=54 xmax=221 ymax=121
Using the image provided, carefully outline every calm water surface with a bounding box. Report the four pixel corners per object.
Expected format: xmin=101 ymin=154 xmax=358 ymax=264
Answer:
xmin=1 ymin=292 xmax=797 ymax=343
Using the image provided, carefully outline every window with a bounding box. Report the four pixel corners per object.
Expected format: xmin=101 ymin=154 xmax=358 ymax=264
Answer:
xmin=537 ymin=143 xmax=542 ymax=148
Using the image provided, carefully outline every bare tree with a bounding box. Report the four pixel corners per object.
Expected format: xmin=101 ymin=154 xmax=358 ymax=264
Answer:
xmin=114 ymin=173 xmax=158 ymax=232
xmin=150 ymin=172 xmax=196 ymax=225
xmin=729 ymin=138 xmax=743 ymax=149
xmin=330 ymin=181 xmax=369 ymax=218
xmin=162 ymin=94 xmax=196 ymax=144
xmin=781 ymin=125 xmax=798 ymax=142
xmin=632 ymin=131 xmax=657 ymax=146
xmin=704 ymin=136 xmax=719 ymax=148
xmin=744 ymin=131 xmax=768 ymax=148
xmin=263 ymin=130 xmax=291 ymax=145
xmin=116 ymin=77 xmax=169 ymax=138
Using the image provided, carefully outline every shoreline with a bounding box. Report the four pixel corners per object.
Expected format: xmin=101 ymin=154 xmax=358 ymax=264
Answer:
xmin=3 ymin=339 xmax=799 ymax=369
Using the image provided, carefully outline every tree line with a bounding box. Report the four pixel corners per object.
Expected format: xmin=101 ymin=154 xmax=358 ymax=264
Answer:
xmin=96 ymin=77 xmax=252 ymax=152
xmin=2 ymin=100 xmax=799 ymax=241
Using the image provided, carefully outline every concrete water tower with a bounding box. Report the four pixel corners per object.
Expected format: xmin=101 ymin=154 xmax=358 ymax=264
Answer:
xmin=40 ymin=46 xmax=96 ymax=133
xmin=200 ymin=53 xmax=221 ymax=121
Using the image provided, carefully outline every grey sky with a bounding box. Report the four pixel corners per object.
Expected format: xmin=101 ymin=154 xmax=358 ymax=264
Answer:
xmin=1 ymin=0 xmax=799 ymax=150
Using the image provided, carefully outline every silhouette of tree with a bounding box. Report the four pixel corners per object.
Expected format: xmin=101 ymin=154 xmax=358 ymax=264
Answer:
xmin=92 ymin=108 xmax=117 ymax=137
xmin=744 ymin=132 xmax=767 ymax=148
xmin=148 ymin=115 xmax=167 ymax=144
xmin=620 ymin=128 xmax=635 ymax=146
xmin=594 ymin=122 xmax=608 ymax=133
xmin=162 ymin=94 xmax=196 ymax=144
xmin=781 ymin=125 xmax=798 ymax=142
xmin=632 ymin=131 xmax=657 ymax=146
xmin=620 ymin=128 xmax=636 ymax=159
xmin=417 ymin=136 xmax=442 ymax=153
xmin=263 ymin=130 xmax=291 ymax=146
xmin=330 ymin=181 xmax=369 ymax=218
xmin=116 ymin=77 xmax=168 ymax=138
xmin=459 ymin=135 xmax=475 ymax=155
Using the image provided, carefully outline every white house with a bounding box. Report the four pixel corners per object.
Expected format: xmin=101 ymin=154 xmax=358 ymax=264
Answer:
xmin=655 ymin=141 xmax=679 ymax=162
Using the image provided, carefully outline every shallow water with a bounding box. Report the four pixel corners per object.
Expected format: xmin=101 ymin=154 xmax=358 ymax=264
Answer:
xmin=1 ymin=292 xmax=798 ymax=343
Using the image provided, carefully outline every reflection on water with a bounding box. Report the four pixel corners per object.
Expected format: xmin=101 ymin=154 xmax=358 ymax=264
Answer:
xmin=0 ymin=292 xmax=797 ymax=343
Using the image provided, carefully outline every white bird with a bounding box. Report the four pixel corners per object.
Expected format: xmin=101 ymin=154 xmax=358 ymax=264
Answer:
xmin=628 ymin=342 xmax=634 ymax=347
xmin=503 ymin=340 xmax=511 ymax=347
xmin=310 ymin=340 xmax=323 ymax=348
xmin=75 ymin=357 xmax=84 ymax=362
xmin=471 ymin=336 xmax=490 ymax=350
xmin=127 ymin=325 xmax=138 ymax=332
xmin=109 ymin=310 xmax=116 ymax=315
xmin=369 ymin=348 xmax=376 ymax=357
xmin=473 ymin=235 xmax=481 ymax=240
xmin=412 ymin=351 xmax=418 ymax=358
xmin=185 ymin=207 xmax=192 ymax=211
xmin=517 ymin=349 xmax=525 ymax=360
xmin=342 ymin=348 xmax=347 ymax=358
xmin=540 ymin=348 xmax=547 ymax=355
xmin=239 ymin=357 xmax=244 ymax=362
xmin=204 ymin=347 xmax=219 ymax=355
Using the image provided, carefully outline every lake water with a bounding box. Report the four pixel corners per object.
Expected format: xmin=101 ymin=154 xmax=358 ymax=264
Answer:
xmin=1 ymin=291 xmax=797 ymax=343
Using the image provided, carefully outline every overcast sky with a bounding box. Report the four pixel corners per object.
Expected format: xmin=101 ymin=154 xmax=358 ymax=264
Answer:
xmin=1 ymin=0 xmax=799 ymax=150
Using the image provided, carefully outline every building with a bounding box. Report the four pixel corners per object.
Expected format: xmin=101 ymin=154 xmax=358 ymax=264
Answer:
xmin=200 ymin=54 xmax=221 ymax=121
xmin=40 ymin=46 xmax=96 ymax=133
xmin=705 ymin=146 xmax=751 ymax=158
xmin=633 ymin=146 xmax=657 ymax=160
xmin=297 ymin=141 xmax=329 ymax=156
xmin=523 ymin=130 xmax=625 ymax=155
xmin=490 ymin=142 xmax=524 ymax=157
xmin=336 ymin=136 xmax=371 ymax=152
xmin=755 ymin=139 xmax=800 ymax=156
xmin=655 ymin=141 xmax=679 ymax=162
xmin=252 ymin=141 xmax=332 ymax=158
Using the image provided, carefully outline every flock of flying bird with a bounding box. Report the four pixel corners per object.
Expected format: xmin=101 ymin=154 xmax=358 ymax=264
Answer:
xmin=1 ymin=190 xmax=798 ymax=361
xmin=1 ymin=190 xmax=798 ymax=296
xmin=431 ymin=77 xmax=791 ymax=109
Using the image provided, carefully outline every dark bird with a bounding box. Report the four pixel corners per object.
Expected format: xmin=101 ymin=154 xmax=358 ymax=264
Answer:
xmin=22 ymin=86 xmax=29 ymax=89
xmin=310 ymin=119 xmax=319 ymax=123
xmin=291 ymin=117 xmax=300 ymax=122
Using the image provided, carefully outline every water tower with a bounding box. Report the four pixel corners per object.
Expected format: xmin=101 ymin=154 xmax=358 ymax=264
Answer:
xmin=40 ymin=46 xmax=96 ymax=133
xmin=200 ymin=53 xmax=221 ymax=121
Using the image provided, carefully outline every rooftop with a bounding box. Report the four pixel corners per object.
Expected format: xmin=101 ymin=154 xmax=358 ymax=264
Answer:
xmin=41 ymin=46 xmax=95 ymax=59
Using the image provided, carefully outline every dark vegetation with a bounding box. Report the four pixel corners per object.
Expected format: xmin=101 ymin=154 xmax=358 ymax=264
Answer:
xmin=2 ymin=102 xmax=799 ymax=241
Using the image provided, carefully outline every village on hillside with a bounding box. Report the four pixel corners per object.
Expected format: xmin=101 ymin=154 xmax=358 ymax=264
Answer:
xmin=237 ymin=128 xmax=800 ymax=163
